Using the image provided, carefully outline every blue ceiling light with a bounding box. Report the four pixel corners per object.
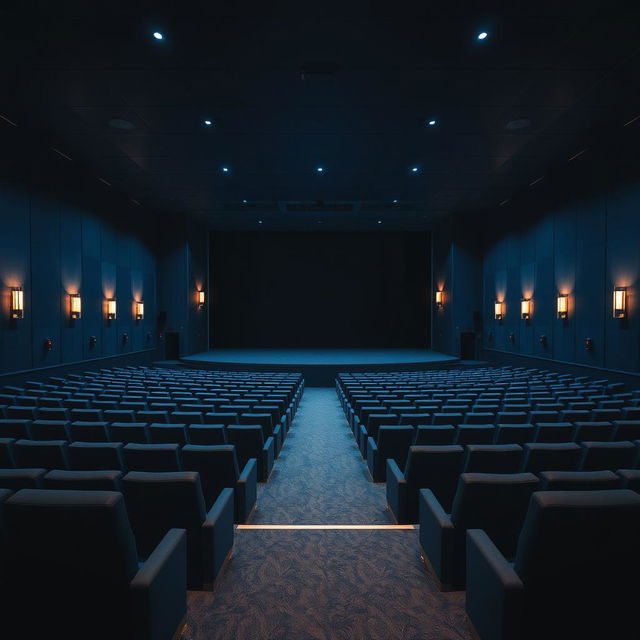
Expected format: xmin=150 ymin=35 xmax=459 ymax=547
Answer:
xmin=392 ymin=199 xmax=398 ymax=204
xmin=204 ymin=119 xmax=213 ymax=126
xmin=242 ymin=199 xmax=248 ymax=204
xmin=221 ymin=166 xmax=229 ymax=173
xmin=477 ymin=31 xmax=488 ymax=40
xmin=411 ymin=166 xmax=419 ymax=173
xmin=377 ymin=220 xmax=382 ymax=224
xmin=258 ymin=220 xmax=263 ymax=224
xmin=316 ymin=166 xmax=324 ymax=173
xmin=427 ymin=119 xmax=437 ymax=126
xmin=153 ymin=31 xmax=164 ymax=40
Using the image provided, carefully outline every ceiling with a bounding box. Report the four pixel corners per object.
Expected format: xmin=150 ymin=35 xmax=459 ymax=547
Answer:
xmin=1 ymin=1 xmax=639 ymax=229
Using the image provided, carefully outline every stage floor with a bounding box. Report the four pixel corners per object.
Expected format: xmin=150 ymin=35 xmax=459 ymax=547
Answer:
xmin=182 ymin=348 xmax=457 ymax=367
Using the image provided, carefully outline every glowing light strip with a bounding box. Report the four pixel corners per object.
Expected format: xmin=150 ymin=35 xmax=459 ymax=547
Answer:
xmin=236 ymin=524 xmax=417 ymax=530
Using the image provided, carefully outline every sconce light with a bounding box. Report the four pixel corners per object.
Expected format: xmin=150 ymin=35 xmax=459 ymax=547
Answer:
xmin=613 ymin=287 xmax=627 ymax=319
xmin=521 ymin=298 xmax=532 ymax=320
xmin=539 ymin=334 xmax=547 ymax=347
xmin=11 ymin=287 xmax=24 ymax=319
xmin=197 ymin=290 xmax=205 ymax=308
xmin=557 ymin=294 xmax=568 ymax=320
xmin=44 ymin=337 xmax=53 ymax=352
xmin=70 ymin=294 xmax=82 ymax=319
xmin=435 ymin=290 xmax=443 ymax=309
xmin=134 ymin=301 xmax=144 ymax=321
xmin=494 ymin=301 xmax=504 ymax=320
xmin=88 ymin=335 xmax=97 ymax=348
xmin=106 ymin=298 xmax=117 ymax=320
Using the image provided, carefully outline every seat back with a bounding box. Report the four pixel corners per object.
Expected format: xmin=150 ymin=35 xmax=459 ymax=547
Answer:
xmin=44 ymin=469 xmax=123 ymax=491
xmin=539 ymin=470 xmax=622 ymax=491
xmin=13 ymin=439 xmax=69 ymax=469
xmin=463 ymin=444 xmax=523 ymax=473
xmin=522 ymin=443 xmax=581 ymax=473
xmin=0 ymin=468 xmax=46 ymax=491
xmin=375 ymin=426 xmax=415 ymax=470
xmin=123 ymin=443 xmax=182 ymax=472
xmin=227 ymin=425 xmax=264 ymax=469
xmin=188 ymin=425 xmax=227 ymax=445
xmin=579 ymin=441 xmax=637 ymax=471
xmin=513 ymin=490 xmax=640 ymax=638
xmin=181 ymin=445 xmax=239 ymax=509
xmin=414 ymin=425 xmax=455 ymax=445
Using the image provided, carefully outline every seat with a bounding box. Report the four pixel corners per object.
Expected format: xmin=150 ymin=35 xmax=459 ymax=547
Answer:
xmin=227 ymin=425 xmax=274 ymax=482
xmin=68 ymin=442 xmax=125 ymax=471
xmin=43 ymin=469 xmax=124 ymax=491
xmin=494 ymin=424 xmax=535 ymax=445
xmin=367 ymin=425 xmax=415 ymax=482
xmin=0 ymin=468 xmax=46 ymax=491
xmin=204 ymin=412 xmax=238 ymax=426
xmin=171 ymin=411 xmax=204 ymax=425
xmin=465 ymin=490 xmax=640 ymax=640
xmin=104 ymin=410 xmax=137 ymax=423
xmin=69 ymin=421 xmax=110 ymax=442
xmin=573 ymin=422 xmax=613 ymax=443
xmin=579 ymin=441 xmax=637 ymax=471
xmin=136 ymin=410 xmax=170 ymax=424
xmin=431 ymin=412 xmax=463 ymax=426
xmin=6 ymin=406 xmax=37 ymax=421
xmin=590 ymin=408 xmax=622 ymax=423
xmin=616 ymin=469 xmax=640 ymax=492
xmin=533 ymin=422 xmax=574 ymax=443
xmin=70 ymin=408 xmax=104 ymax=423
xmin=3 ymin=489 xmax=187 ymax=640
xmin=37 ymin=407 xmax=70 ymax=421
xmin=148 ymin=423 xmax=189 ymax=445
xmin=0 ymin=437 xmax=16 ymax=467
xmin=464 ymin=412 xmax=496 ymax=425
xmin=0 ymin=419 xmax=32 ymax=440
xmin=462 ymin=445 xmax=523 ymax=474
xmin=123 ymin=443 xmax=182 ymax=472
xmin=30 ymin=420 xmax=70 ymax=440
xmin=13 ymin=439 xmax=69 ymax=469
xmin=398 ymin=413 xmax=431 ymax=428
xmin=108 ymin=422 xmax=150 ymax=444
xmin=521 ymin=443 xmax=581 ymax=473
xmin=123 ymin=471 xmax=234 ymax=589
xmin=539 ymin=470 xmax=622 ymax=491
xmin=414 ymin=425 xmax=455 ymax=445
xmin=188 ymin=425 xmax=227 ymax=445
xmin=181 ymin=444 xmax=257 ymax=524
xmin=496 ymin=412 xmax=527 ymax=424
xmin=386 ymin=445 xmax=465 ymax=524
xmin=455 ymin=425 xmax=495 ymax=445
xmin=420 ymin=472 xmax=539 ymax=590
xmin=612 ymin=420 xmax=640 ymax=441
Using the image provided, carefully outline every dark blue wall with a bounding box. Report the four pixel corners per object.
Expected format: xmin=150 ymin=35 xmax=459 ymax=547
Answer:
xmin=483 ymin=179 xmax=640 ymax=374
xmin=0 ymin=129 xmax=158 ymax=376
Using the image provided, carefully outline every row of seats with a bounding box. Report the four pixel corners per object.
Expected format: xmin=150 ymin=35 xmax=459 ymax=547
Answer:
xmin=384 ymin=442 xmax=640 ymax=523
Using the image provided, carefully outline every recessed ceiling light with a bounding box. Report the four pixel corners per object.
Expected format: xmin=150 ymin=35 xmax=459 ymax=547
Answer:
xmin=392 ymin=199 xmax=398 ymax=204
xmin=477 ymin=31 xmax=488 ymax=40
xmin=153 ymin=31 xmax=164 ymax=40
xmin=204 ymin=119 xmax=213 ymax=126
xmin=427 ymin=119 xmax=437 ymax=126
xmin=222 ymin=167 xmax=229 ymax=173
xmin=411 ymin=166 xmax=419 ymax=173
xmin=377 ymin=220 xmax=382 ymax=224
xmin=258 ymin=220 xmax=263 ymax=224
xmin=316 ymin=166 xmax=324 ymax=173
xmin=242 ymin=199 xmax=248 ymax=204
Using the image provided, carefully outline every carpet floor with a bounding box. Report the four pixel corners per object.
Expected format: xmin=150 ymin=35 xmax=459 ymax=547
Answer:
xmin=181 ymin=388 xmax=471 ymax=640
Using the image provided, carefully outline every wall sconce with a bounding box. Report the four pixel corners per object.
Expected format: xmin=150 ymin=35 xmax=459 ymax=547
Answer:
xmin=70 ymin=294 xmax=82 ymax=319
xmin=494 ymin=301 xmax=504 ymax=320
xmin=539 ymin=334 xmax=547 ymax=347
xmin=106 ymin=298 xmax=117 ymax=320
xmin=11 ymin=287 xmax=24 ymax=319
xmin=134 ymin=301 xmax=144 ymax=321
xmin=613 ymin=287 xmax=627 ymax=319
xmin=88 ymin=335 xmax=97 ymax=348
xmin=521 ymin=298 xmax=532 ymax=320
xmin=197 ymin=290 xmax=205 ymax=308
xmin=435 ymin=290 xmax=443 ymax=309
xmin=557 ymin=294 xmax=568 ymax=319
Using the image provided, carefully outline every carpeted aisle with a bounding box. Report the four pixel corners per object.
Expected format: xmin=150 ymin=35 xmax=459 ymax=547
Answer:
xmin=182 ymin=388 xmax=471 ymax=640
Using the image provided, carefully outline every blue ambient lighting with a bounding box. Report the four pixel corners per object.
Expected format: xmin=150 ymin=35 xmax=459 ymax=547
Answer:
xmin=153 ymin=32 xmax=164 ymax=40
xmin=477 ymin=31 xmax=488 ymax=40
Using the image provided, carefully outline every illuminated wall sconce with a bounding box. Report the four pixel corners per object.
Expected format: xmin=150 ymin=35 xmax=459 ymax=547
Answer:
xmin=521 ymin=298 xmax=532 ymax=320
xmin=557 ymin=294 xmax=568 ymax=320
xmin=494 ymin=301 xmax=504 ymax=320
xmin=106 ymin=298 xmax=117 ymax=320
xmin=435 ymin=290 xmax=444 ymax=309
xmin=11 ymin=287 xmax=24 ymax=319
xmin=70 ymin=294 xmax=82 ymax=319
xmin=134 ymin=301 xmax=144 ymax=321
xmin=613 ymin=287 xmax=627 ymax=319
xmin=197 ymin=290 xmax=206 ymax=308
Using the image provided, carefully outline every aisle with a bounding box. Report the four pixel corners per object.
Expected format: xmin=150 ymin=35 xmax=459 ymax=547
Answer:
xmin=182 ymin=388 xmax=471 ymax=640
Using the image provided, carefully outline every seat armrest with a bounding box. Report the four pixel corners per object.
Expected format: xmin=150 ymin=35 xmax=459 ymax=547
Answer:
xmin=130 ymin=528 xmax=187 ymax=640
xmin=272 ymin=423 xmax=283 ymax=456
xmin=358 ymin=424 xmax=368 ymax=457
xmin=261 ymin=436 xmax=275 ymax=482
xmin=235 ymin=458 xmax=258 ymax=523
xmin=202 ymin=487 xmax=234 ymax=587
xmin=419 ymin=489 xmax=456 ymax=588
xmin=366 ymin=437 xmax=380 ymax=481
xmin=466 ymin=529 xmax=525 ymax=640
xmin=386 ymin=459 xmax=407 ymax=523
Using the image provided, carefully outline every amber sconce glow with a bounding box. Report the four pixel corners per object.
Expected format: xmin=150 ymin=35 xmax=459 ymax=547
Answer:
xmin=70 ymin=294 xmax=82 ymax=319
xmin=135 ymin=301 xmax=144 ymax=321
xmin=106 ymin=298 xmax=117 ymax=320
xmin=197 ymin=290 xmax=205 ymax=308
xmin=613 ymin=287 xmax=627 ymax=319
xmin=521 ymin=298 xmax=532 ymax=320
xmin=494 ymin=301 xmax=504 ymax=320
xmin=557 ymin=294 xmax=568 ymax=319
xmin=11 ymin=287 xmax=24 ymax=319
xmin=435 ymin=290 xmax=443 ymax=309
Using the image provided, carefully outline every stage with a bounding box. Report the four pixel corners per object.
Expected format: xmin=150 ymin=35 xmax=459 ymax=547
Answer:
xmin=179 ymin=349 xmax=460 ymax=386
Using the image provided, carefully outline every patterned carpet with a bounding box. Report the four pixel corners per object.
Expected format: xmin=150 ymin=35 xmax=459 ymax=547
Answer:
xmin=181 ymin=388 xmax=472 ymax=640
